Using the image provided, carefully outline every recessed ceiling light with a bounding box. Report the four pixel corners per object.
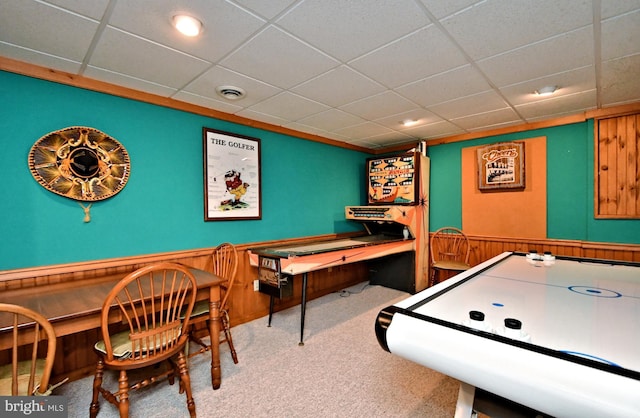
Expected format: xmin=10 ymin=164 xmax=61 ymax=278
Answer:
xmin=402 ymin=119 xmax=419 ymax=127
xmin=173 ymin=15 xmax=202 ymax=37
xmin=216 ymin=86 xmax=246 ymax=100
xmin=534 ymin=85 xmax=558 ymax=96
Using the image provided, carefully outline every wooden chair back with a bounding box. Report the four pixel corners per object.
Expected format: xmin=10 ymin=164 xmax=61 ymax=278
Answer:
xmin=211 ymin=243 xmax=238 ymax=311
xmin=99 ymin=263 xmax=197 ymax=366
xmin=430 ymin=227 xmax=471 ymax=266
xmin=0 ymin=303 xmax=56 ymax=395
xmin=184 ymin=243 xmax=239 ymax=363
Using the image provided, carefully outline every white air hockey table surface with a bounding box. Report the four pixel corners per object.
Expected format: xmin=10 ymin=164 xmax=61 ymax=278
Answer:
xmin=375 ymin=251 xmax=640 ymax=417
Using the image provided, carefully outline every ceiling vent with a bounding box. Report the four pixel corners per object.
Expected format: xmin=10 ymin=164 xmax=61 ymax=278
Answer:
xmin=216 ymin=86 xmax=246 ymax=100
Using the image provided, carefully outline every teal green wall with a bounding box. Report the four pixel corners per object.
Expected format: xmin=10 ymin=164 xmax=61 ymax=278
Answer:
xmin=3 ymin=71 xmax=637 ymax=270
xmin=1 ymin=71 xmax=368 ymax=270
xmin=427 ymin=122 xmax=640 ymax=244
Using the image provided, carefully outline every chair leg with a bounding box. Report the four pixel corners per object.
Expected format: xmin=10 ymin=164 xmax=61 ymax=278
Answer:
xmin=177 ymin=351 xmax=196 ymax=418
xmin=222 ymin=314 xmax=239 ymax=364
xmin=90 ymin=359 xmax=104 ymax=418
xmin=187 ymin=325 xmax=211 ymax=359
xmin=166 ymin=360 xmax=176 ymax=386
xmin=429 ymin=268 xmax=437 ymax=288
xmin=117 ymin=370 xmax=130 ymax=418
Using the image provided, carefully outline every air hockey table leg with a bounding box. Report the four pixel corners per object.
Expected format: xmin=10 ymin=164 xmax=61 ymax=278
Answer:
xmin=454 ymin=382 xmax=477 ymax=418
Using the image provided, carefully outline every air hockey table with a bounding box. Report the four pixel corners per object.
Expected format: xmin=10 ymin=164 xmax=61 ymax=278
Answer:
xmin=375 ymin=251 xmax=640 ymax=417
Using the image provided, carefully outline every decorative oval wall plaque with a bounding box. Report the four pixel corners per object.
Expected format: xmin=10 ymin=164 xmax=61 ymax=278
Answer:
xmin=28 ymin=126 xmax=130 ymax=202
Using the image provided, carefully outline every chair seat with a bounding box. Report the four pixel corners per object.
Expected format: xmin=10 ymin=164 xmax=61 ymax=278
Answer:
xmin=189 ymin=300 xmax=209 ymax=318
xmin=94 ymin=331 xmax=134 ymax=359
xmin=433 ymin=260 xmax=470 ymax=271
xmin=94 ymin=328 xmax=183 ymax=359
xmin=0 ymin=359 xmax=46 ymax=395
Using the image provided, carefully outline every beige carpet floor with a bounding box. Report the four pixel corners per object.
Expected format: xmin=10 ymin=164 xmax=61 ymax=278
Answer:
xmin=58 ymin=283 xmax=459 ymax=417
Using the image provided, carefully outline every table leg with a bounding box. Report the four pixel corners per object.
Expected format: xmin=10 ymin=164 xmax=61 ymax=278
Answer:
xmin=299 ymin=272 xmax=307 ymax=346
xmin=268 ymin=295 xmax=274 ymax=327
xmin=208 ymin=288 xmax=222 ymax=390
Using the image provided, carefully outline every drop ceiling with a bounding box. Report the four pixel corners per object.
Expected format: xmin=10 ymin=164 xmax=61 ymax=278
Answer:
xmin=1 ymin=0 xmax=639 ymax=149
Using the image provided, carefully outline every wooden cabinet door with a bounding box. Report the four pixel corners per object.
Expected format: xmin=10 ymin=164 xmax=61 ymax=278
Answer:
xmin=595 ymin=113 xmax=640 ymax=218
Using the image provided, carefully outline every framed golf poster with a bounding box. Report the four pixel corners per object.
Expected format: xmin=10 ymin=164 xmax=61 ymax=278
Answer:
xmin=203 ymin=128 xmax=261 ymax=221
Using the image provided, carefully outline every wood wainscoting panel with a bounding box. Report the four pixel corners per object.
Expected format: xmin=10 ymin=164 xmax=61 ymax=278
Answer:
xmin=2 ymin=235 xmax=637 ymax=383
xmin=465 ymin=235 xmax=640 ymax=266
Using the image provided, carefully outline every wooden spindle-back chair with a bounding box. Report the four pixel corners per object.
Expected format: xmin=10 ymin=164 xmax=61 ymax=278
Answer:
xmin=430 ymin=227 xmax=471 ymax=286
xmin=186 ymin=242 xmax=239 ymax=364
xmin=0 ymin=303 xmax=58 ymax=396
xmin=90 ymin=263 xmax=197 ymax=418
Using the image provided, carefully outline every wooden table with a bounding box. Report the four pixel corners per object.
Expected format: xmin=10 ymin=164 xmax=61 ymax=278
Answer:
xmin=0 ymin=267 xmax=224 ymax=390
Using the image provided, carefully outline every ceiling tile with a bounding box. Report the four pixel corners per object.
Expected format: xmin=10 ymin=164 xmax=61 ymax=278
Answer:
xmin=601 ymin=1 xmax=640 ymax=19
xmin=404 ymin=120 xmax=465 ymax=139
xmin=297 ymin=109 xmax=366 ymax=132
xmin=0 ymin=43 xmax=82 ymax=74
xmin=283 ymin=121 xmax=339 ymax=140
xmin=220 ymin=26 xmax=339 ymax=89
xmin=428 ymin=91 xmax=511 ymax=120
xmin=44 ymin=0 xmax=111 ymax=19
xmin=182 ymin=65 xmax=282 ymax=107
xmin=234 ymin=109 xmax=289 ymax=126
xmin=396 ymin=65 xmax=490 ymax=107
xmin=441 ymin=0 xmax=593 ymax=60
xmin=276 ymin=0 xmax=431 ymax=62
xmin=108 ymin=0 xmax=266 ymax=63
xmin=0 ymin=0 xmax=98 ymax=62
xmin=340 ymin=91 xmax=418 ymax=121
xmin=291 ymin=65 xmax=385 ymax=107
xmin=89 ymin=27 xmax=211 ymax=88
xmin=516 ymin=90 xmax=597 ymax=120
xmin=350 ymin=25 xmax=468 ymax=89
xmin=365 ymin=131 xmax=416 ymax=145
xmin=246 ymin=92 xmax=329 ymax=121
xmin=172 ymin=91 xmax=244 ymax=114
xmin=418 ymin=0 xmax=481 ymax=20
xmin=600 ymin=54 xmax=640 ymax=106
xmin=83 ymin=66 xmax=179 ymax=97
xmin=335 ymin=122 xmax=394 ymax=140
xmin=477 ymin=27 xmax=593 ymax=88
xmin=601 ymin=9 xmax=640 ymax=61
xmin=500 ymin=66 xmax=595 ymax=106
xmin=396 ymin=65 xmax=491 ymax=107
xmin=232 ymin=0 xmax=298 ymax=19
xmin=350 ymin=134 xmax=412 ymax=149
xmin=452 ymin=108 xmax=522 ymax=131
xmin=374 ymin=109 xmax=442 ymax=131
xmin=348 ymin=138 xmax=385 ymax=149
